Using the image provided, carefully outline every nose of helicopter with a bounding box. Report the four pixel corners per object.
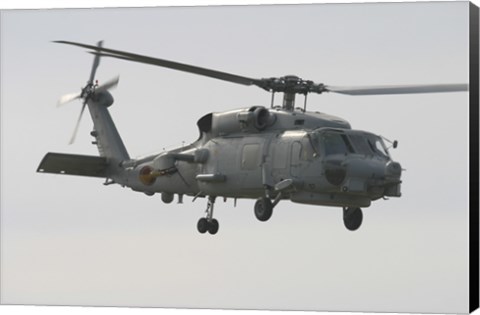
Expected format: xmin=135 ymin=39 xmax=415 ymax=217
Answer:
xmin=385 ymin=161 xmax=402 ymax=178
xmin=383 ymin=161 xmax=402 ymax=197
xmin=333 ymin=158 xmax=402 ymax=198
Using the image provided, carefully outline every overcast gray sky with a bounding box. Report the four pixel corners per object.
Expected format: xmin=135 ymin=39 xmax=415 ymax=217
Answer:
xmin=0 ymin=1 xmax=472 ymax=313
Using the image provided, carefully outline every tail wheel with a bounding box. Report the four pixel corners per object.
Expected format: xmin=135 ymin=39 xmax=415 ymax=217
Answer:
xmin=254 ymin=197 xmax=273 ymax=222
xmin=343 ymin=207 xmax=363 ymax=231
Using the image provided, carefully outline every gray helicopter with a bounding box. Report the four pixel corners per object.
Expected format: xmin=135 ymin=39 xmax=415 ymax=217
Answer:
xmin=37 ymin=41 xmax=468 ymax=235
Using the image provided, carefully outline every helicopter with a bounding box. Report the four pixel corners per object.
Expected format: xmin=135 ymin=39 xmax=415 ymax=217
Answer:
xmin=37 ymin=40 xmax=469 ymax=235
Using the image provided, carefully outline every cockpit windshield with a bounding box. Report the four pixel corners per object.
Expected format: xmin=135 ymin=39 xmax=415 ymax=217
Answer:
xmin=314 ymin=129 xmax=390 ymax=160
xmin=369 ymin=137 xmax=389 ymax=158
xmin=320 ymin=131 xmax=354 ymax=156
xmin=349 ymin=133 xmax=390 ymax=159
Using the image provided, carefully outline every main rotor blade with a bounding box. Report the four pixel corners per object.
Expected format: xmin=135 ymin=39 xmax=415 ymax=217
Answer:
xmin=69 ymin=102 xmax=87 ymax=145
xmin=58 ymin=92 xmax=81 ymax=107
xmin=55 ymin=40 xmax=262 ymax=87
xmin=325 ymin=84 xmax=469 ymax=96
xmin=88 ymin=40 xmax=103 ymax=83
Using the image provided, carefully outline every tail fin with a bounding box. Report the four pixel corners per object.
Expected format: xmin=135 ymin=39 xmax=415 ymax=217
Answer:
xmin=87 ymin=91 xmax=130 ymax=169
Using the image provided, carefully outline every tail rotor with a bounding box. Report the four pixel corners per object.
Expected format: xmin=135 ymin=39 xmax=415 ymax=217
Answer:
xmin=56 ymin=40 xmax=119 ymax=144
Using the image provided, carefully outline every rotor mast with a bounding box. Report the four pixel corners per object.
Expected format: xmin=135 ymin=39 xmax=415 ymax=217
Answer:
xmin=281 ymin=75 xmax=300 ymax=111
xmin=283 ymin=92 xmax=296 ymax=111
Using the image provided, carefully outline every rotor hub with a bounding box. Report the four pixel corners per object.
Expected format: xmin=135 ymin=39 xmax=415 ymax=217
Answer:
xmin=256 ymin=75 xmax=327 ymax=110
xmin=260 ymin=75 xmax=326 ymax=95
xmin=80 ymin=82 xmax=96 ymax=99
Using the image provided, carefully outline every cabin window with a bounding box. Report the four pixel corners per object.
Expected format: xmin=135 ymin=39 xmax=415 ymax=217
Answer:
xmin=241 ymin=144 xmax=260 ymax=170
xmin=291 ymin=141 xmax=302 ymax=165
xmin=273 ymin=141 xmax=289 ymax=169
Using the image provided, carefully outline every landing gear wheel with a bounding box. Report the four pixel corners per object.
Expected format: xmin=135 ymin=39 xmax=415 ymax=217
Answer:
xmin=197 ymin=196 xmax=221 ymax=235
xmin=208 ymin=219 xmax=219 ymax=235
xmin=254 ymin=197 xmax=273 ymax=222
xmin=343 ymin=207 xmax=363 ymax=231
xmin=197 ymin=218 xmax=209 ymax=234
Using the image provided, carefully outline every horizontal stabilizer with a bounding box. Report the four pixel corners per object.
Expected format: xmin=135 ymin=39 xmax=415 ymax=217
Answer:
xmin=37 ymin=152 xmax=108 ymax=178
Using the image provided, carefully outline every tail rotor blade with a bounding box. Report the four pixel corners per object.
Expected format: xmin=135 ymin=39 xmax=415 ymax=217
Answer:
xmin=88 ymin=40 xmax=103 ymax=83
xmin=69 ymin=102 xmax=87 ymax=145
xmin=57 ymin=92 xmax=82 ymax=107
xmin=96 ymin=76 xmax=120 ymax=92
xmin=55 ymin=41 xmax=108 ymax=145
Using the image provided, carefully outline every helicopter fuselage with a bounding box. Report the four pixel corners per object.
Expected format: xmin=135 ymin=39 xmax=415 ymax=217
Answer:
xmin=116 ymin=106 xmax=402 ymax=209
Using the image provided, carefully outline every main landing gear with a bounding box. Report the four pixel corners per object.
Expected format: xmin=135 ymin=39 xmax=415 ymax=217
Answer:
xmin=254 ymin=192 xmax=283 ymax=222
xmin=254 ymin=197 xmax=273 ymax=221
xmin=343 ymin=207 xmax=363 ymax=231
xmin=197 ymin=196 xmax=219 ymax=235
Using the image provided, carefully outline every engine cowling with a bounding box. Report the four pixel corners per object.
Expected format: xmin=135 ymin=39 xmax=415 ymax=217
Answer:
xmin=210 ymin=106 xmax=275 ymax=136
